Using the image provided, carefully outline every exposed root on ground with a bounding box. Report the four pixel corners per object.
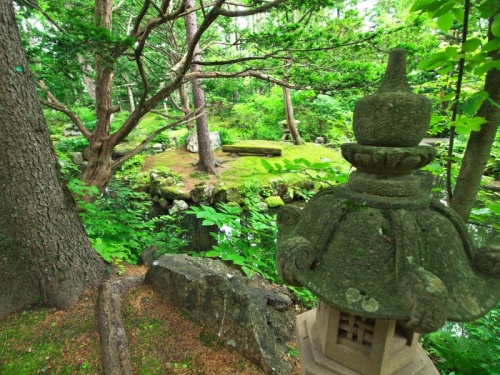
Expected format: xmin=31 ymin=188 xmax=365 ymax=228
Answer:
xmin=98 ymin=276 xmax=144 ymax=375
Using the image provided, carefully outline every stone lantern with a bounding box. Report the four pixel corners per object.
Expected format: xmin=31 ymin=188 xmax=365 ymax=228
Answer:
xmin=276 ymin=49 xmax=500 ymax=375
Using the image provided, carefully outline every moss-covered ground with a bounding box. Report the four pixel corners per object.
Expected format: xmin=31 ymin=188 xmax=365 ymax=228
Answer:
xmin=142 ymin=140 xmax=349 ymax=194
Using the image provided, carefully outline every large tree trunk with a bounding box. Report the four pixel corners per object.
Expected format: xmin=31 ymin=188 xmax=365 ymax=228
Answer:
xmin=0 ymin=0 xmax=106 ymax=319
xmin=450 ymin=15 xmax=500 ymax=222
xmin=81 ymin=0 xmax=116 ymax=193
xmin=185 ymin=0 xmax=217 ymax=174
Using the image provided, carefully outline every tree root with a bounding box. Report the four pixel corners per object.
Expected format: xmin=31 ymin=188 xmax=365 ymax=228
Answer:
xmin=98 ymin=276 xmax=144 ymax=375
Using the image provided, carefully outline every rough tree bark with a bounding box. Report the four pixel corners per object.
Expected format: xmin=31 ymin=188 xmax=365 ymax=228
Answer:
xmin=451 ymin=14 xmax=500 ymax=222
xmin=0 ymin=0 xmax=106 ymax=319
xmin=81 ymin=0 xmax=117 ymax=192
xmin=185 ymin=0 xmax=218 ymax=174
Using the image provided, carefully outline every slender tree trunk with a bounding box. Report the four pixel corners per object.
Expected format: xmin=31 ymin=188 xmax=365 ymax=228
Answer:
xmin=450 ymin=14 xmax=500 ymax=222
xmin=122 ymin=75 xmax=135 ymax=112
xmin=283 ymin=55 xmax=303 ymax=145
xmin=283 ymin=86 xmax=302 ymax=144
xmin=78 ymin=55 xmax=97 ymax=100
xmin=127 ymin=84 xmax=135 ymax=112
xmin=179 ymin=83 xmax=194 ymax=129
xmin=184 ymin=0 xmax=217 ymax=174
xmin=0 ymin=0 xmax=106 ymax=319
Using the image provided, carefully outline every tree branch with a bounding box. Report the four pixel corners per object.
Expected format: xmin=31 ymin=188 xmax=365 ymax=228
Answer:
xmin=151 ymin=110 xmax=184 ymax=120
xmin=112 ymin=108 xmax=205 ymax=168
xmin=112 ymin=0 xmax=127 ymax=12
xmin=24 ymin=0 xmax=67 ymax=33
xmin=185 ymin=69 xmax=303 ymax=89
xmin=38 ymin=82 xmax=91 ymax=140
xmin=168 ymin=94 xmax=186 ymax=112
xmin=218 ymin=0 xmax=286 ymax=17
xmin=132 ymin=0 xmax=152 ymax=35
xmin=194 ymin=32 xmax=379 ymax=67
xmin=193 ymin=53 xmax=284 ymax=66
xmin=110 ymin=0 xmax=225 ymax=147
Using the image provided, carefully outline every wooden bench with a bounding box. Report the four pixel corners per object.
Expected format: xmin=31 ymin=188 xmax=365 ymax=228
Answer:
xmin=221 ymin=145 xmax=282 ymax=156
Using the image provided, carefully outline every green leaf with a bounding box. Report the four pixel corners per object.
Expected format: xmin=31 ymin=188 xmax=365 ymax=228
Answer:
xmin=451 ymin=7 xmax=464 ymax=23
xmin=462 ymin=38 xmax=482 ymax=52
xmin=492 ymin=15 xmax=500 ymax=37
xmin=463 ymin=91 xmax=488 ymax=116
xmin=437 ymin=64 xmax=454 ymax=75
xmin=488 ymin=202 xmax=500 ymax=215
xmin=410 ymin=0 xmax=436 ymax=13
xmin=260 ymin=158 xmax=273 ymax=172
xmin=475 ymin=60 xmax=500 ymax=76
xmin=418 ymin=58 xmax=446 ymax=70
xmin=444 ymin=46 xmax=458 ymax=57
xmin=483 ymin=38 xmax=500 ymax=52
xmin=437 ymin=12 xmax=454 ymax=33
xmin=450 ymin=117 xmax=489 ymax=132
xmin=440 ymin=93 xmax=456 ymax=102
xmin=433 ymin=2 xmax=455 ymax=18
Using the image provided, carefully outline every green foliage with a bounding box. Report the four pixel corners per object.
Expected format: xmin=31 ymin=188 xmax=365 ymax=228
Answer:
xmin=261 ymin=157 xmax=349 ymax=190
xmin=423 ymin=305 xmax=500 ymax=374
xmin=231 ymin=87 xmax=285 ymax=141
xmin=54 ymin=136 xmax=88 ymax=153
xmin=188 ymin=203 xmax=278 ymax=282
xmin=178 ymin=131 xmax=191 ymax=148
xmin=69 ymin=180 xmax=185 ymax=265
xmin=293 ymin=91 xmax=354 ymax=144
xmin=216 ymin=127 xmax=238 ymax=145
xmin=470 ymin=188 xmax=500 ymax=234
xmin=412 ymin=0 xmax=499 ymax=138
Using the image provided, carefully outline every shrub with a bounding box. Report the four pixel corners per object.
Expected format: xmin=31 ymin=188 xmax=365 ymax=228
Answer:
xmin=72 ymin=180 xmax=185 ymax=265
xmin=422 ymin=306 xmax=500 ymax=375
xmin=216 ymin=128 xmax=238 ymax=145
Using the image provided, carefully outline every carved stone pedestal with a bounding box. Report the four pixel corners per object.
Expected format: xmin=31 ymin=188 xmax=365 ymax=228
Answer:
xmin=296 ymin=301 xmax=439 ymax=375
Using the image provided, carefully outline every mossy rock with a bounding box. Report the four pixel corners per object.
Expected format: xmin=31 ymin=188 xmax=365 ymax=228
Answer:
xmin=265 ymin=196 xmax=285 ymax=208
xmin=113 ymin=142 xmax=136 ymax=157
xmin=149 ymin=171 xmax=184 ymax=197
xmin=213 ymin=186 xmax=244 ymax=204
xmin=158 ymin=186 xmax=190 ymax=201
xmin=130 ymin=172 xmax=151 ymax=192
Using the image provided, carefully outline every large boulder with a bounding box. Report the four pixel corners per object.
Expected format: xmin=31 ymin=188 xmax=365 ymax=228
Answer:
xmin=186 ymin=131 xmax=222 ymax=153
xmin=145 ymin=254 xmax=296 ymax=375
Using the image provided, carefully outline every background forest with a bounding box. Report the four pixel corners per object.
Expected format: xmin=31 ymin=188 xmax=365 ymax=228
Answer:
xmin=4 ymin=0 xmax=500 ymax=373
